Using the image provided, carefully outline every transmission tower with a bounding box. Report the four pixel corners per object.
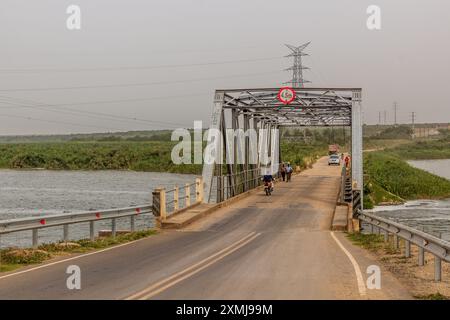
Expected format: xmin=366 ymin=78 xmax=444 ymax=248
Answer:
xmin=284 ymin=42 xmax=311 ymax=88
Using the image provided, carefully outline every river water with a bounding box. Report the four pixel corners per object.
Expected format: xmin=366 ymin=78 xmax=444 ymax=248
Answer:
xmin=0 ymin=170 xmax=198 ymax=248
xmin=370 ymin=159 xmax=450 ymax=241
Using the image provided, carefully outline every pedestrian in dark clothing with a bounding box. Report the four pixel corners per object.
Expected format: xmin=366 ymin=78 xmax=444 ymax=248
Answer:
xmin=280 ymin=163 xmax=286 ymax=182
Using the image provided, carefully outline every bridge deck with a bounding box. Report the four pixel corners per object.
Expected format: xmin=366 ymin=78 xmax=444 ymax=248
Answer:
xmin=0 ymin=157 xmax=411 ymax=299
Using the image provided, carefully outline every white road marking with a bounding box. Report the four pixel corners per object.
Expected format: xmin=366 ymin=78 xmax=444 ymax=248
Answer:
xmin=126 ymin=232 xmax=261 ymax=300
xmin=0 ymin=236 xmax=152 ymax=281
xmin=330 ymin=231 xmax=367 ymax=297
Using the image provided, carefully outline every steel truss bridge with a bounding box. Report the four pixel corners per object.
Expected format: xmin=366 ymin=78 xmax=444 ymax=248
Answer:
xmin=201 ymin=88 xmax=363 ymax=209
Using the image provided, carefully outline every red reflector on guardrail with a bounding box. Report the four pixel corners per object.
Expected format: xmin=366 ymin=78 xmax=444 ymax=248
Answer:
xmin=39 ymin=219 xmax=46 ymax=225
xmin=135 ymin=208 xmax=141 ymax=214
xmin=95 ymin=212 xmax=101 ymax=218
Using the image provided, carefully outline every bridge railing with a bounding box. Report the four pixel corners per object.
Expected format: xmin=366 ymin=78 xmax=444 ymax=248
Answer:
xmin=216 ymin=164 xmax=283 ymax=202
xmin=0 ymin=204 xmax=152 ymax=248
xmin=358 ymin=210 xmax=450 ymax=282
xmin=152 ymin=177 xmax=204 ymax=220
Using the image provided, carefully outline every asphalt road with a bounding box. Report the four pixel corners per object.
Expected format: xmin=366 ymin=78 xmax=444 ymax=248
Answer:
xmin=0 ymin=157 xmax=411 ymax=299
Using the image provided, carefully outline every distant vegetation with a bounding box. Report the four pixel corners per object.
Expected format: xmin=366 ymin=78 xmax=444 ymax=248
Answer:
xmin=0 ymin=142 xmax=201 ymax=173
xmin=0 ymin=139 xmax=331 ymax=174
xmin=369 ymin=125 xmax=413 ymax=140
xmin=382 ymin=134 xmax=450 ymax=160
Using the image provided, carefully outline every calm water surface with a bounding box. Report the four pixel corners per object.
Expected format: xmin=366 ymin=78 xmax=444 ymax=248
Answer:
xmin=0 ymin=170 xmax=198 ymax=247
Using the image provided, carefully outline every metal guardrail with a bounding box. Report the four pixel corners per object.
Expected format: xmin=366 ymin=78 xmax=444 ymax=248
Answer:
xmin=0 ymin=204 xmax=152 ymax=248
xmin=358 ymin=210 xmax=449 ymax=281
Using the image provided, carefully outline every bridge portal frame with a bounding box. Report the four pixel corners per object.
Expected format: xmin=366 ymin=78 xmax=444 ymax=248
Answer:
xmin=202 ymin=87 xmax=363 ymax=210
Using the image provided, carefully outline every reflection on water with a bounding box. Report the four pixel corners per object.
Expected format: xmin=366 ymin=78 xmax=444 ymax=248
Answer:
xmin=0 ymin=170 xmax=198 ymax=248
xmin=369 ymin=159 xmax=450 ymax=242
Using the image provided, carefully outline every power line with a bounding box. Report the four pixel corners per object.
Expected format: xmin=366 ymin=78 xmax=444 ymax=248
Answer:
xmin=0 ymin=70 xmax=283 ymax=92
xmin=0 ymin=112 xmax=124 ymax=132
xmin=0 ymin=56 xmax=283 ymax=74
xmin=0 ymin=96 xmax=190 ymax=129
xmin=0 ymin=92 xmax=210 ymax=109
xmin=411 ymin=112 xmax=416 ymax=139
xmin=393 ymin=101 xmax=398 ymax=126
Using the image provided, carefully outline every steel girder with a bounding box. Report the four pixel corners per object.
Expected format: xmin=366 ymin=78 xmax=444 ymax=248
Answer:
xmin=202 ymin=88 xmax=363 ymax=207
xmin=219 ymin=88 xmax=357 ymax=127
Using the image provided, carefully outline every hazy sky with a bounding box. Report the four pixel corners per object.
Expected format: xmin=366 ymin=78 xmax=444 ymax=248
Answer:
xmin=0 ymin=0 xmax=449 ymax=135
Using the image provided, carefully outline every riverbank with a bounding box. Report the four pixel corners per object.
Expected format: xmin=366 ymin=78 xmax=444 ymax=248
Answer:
xmin=363 ymin=135 xmax=450 ymax=208
xmin=347 ymin=233 xmax=450 ymax=299
xmin=364 ymin=152 xmax=450 ymax=208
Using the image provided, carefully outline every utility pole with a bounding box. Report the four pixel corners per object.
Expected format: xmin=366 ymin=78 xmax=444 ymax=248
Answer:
xmin=384 ymin=110 xmax=387 ymax=125
xmin=284 ymin=42 xmax=311 ymax=88
xmin=411 ymin=112 xmax=416 ymax=139
xmin=378 ymin=111 xmax=381 ymax=125
xmin=393 ymin=102 xmax=398 ymax=126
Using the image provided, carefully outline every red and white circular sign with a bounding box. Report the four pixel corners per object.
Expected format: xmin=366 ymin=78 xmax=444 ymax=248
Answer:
xmin=277 ymin=87 xmax=296 ymax=105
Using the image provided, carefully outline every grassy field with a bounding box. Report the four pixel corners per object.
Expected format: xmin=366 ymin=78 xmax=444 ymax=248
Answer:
xmin=0 ymin=141 xmax=201 ymax=173
xmin=383 ymin=138 xmax=450 ymax=160
xmin=364 ymin=152 xmax=450 ymax=207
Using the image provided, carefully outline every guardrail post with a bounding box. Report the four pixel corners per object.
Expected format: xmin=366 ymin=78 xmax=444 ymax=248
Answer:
xmin=196 ymin=177 xmax=204 ymax=203
xmin=418 ymin=247 xmax=425 ymax=266
xmin=393 ymin=234 xmax=399 ymax=249
xmin=63 ymin=224 xmax=69 ymax=242
xmin=32 ymin=229 xmax=38 ymax=248
xmin=185 ymin=183 xmax=191 ymax=207
xmin=130 ymin=215 xmax=135 ymax=232
xmin=111 ymin=218 xmax=117 ymax=238
xmin=90 ymin=221 xmax=95 ymax=241
xmin=174 ymin=185 xmax=179 ymax=211
xmin=405 ymin=240 xmax=411 ymax=258
xmin=152 ymin=187 xmax=167 ymax=220
xmin=434 ymin=255 xmax=442 ymax=282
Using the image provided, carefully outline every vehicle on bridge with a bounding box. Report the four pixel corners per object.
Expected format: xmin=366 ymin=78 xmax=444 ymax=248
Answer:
xmin=263 ymin=174 xmax=274 ymax=196
xmin=328 ymin=144 xmax=340 ymax=155
xmin=328 ymin=154 xmax=341 ymax=166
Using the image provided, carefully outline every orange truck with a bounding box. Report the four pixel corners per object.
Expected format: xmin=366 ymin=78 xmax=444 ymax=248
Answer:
xmin=328 ymin=144 xmax=340 ymax=155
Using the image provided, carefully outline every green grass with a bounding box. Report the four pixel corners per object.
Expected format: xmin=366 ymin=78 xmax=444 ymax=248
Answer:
xmin=364 ymin=152 xmax=450 ymax=207
xmin=280 ymin=142 xmax=328 ymax=168
xmin=0 ymin=141 xmax=202 ymax=174
xmin=0 ymin=140 xmax=330 ymax=174
xmin=383 ymin=137 xmax=450 ymax=160
xmin=346 ymin=232 xmax=385 ymax=251
xmin=0 ymin=229 xmax=157 ymax=273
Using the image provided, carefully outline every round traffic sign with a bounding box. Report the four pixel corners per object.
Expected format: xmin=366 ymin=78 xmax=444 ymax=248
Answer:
xmin=277 ymin=87 xmax=296 ymax=105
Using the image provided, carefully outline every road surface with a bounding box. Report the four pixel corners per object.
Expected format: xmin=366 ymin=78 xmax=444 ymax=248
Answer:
xmin=0 ymin=157 xmax=411 ymax=299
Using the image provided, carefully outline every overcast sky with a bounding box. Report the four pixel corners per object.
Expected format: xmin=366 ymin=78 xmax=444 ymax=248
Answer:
xmin=0 ymin=0 xmax=449 ymax=135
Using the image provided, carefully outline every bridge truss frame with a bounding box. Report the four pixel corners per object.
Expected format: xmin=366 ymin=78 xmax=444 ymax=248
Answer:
xmin=202 ymin=87 xmax=363 ymax=210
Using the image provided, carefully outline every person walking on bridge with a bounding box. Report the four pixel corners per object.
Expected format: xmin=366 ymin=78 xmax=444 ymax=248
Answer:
xmin=280 ymin=163 xmax=286 ymax=182
xmin=286 ymin=163 xmax=293 ymax=182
